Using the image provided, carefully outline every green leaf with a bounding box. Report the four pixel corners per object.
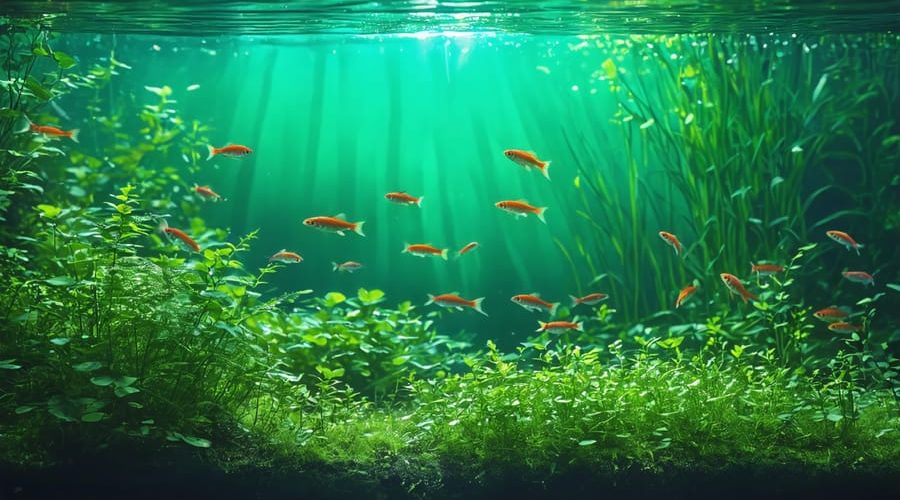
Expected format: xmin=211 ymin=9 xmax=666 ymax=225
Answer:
xmin=886 ymin=283 xmax=900 ymax=293
xmin=81 ymin=412 xmax=105 ymax=423
xmin=180 ymin=435 xmax=211 ymax=448
xmin=812 ymin=73 xmax=827 ymax=102
xmin=0 ymin=359 xmax=21 ymax=370
xmin=358 ymin=288 xmax=385 ymax=305
xmin=324 ymin=292 xmax=346 ymax=306
xmin=36 ymin=203 xmax=62 ymax=219
xmin=72 ymin=361 xmax=102 ymax=372
xmin=32 ymin=47 xmax=49 ymax=56
xmin=50 ymin=337 xmax=70 ymax=346
xmin=24 ymin=76 xmax=53 ymax=101
xmin=90 ymin=376 xmax=114 ymax=387
xmin=114 ymin=376 xmax=138 ymax=387
xmin=45 ymin=276 xmax=75 ymax=286
xmin=15 ymin=405 xmax=36 ymax=414
xmin=53 ymin=51 xmax=77 ymax=69
xmin=115 ymin=386 xmax=140 ymax=397
xmin=392 ymin=355 xmax=410 ymax=366
xmin=578 ymin=439 xmax=597 ymax=446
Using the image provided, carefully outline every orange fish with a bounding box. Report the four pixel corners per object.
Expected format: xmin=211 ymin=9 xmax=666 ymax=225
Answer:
xmin=570 ymin=293 xmax=608 ymax=307
xmin=269 ymin=249 xmax=303 ymax=263
xmin=826 ymin=230 xmax=862 ymax=255
xmin=426 ymin=293 xmax=486 ymax=316
xmin=30 ymin=123 xmax=79 ymax=142
xmin=457 ymin=241 xmax=479 ymax=257
xmin=751 ymin=263 xmax=784 ymax=275
xmin=536 ymin=320 xmax=583 ymax=333
xmin=403 ymin=243 xmax=448 ymax=260
xmin=333 ymin=261 xmax=363 ymax=273
xmin=658 ymin=231 xmax=682 ymax=256
xmin=813 ymin=307 xmax=849 ymax=323
xmin=828 ymin=322 xmax=862 ymax=334
xmin=503 ymin=149 xmax=552 ymax=180
xmin=206 ymin=144 xmax=252 ymax=160
xmin=511 ymin=294 xmax=559 ymax=315
xmin=385 ymin=192 xmax=423 ymax=207
xmin=158 ymin=220 xmax=200 ymax=252
xmin=194 ymin=185 xmax=222 ymax=201
xmin=675 ymin=285 xmax=698 ymax=308
xmin=303 ymin=214 xmax=365 ymax=237
xmin=720 ymin=273 xmax=758 ymax=303
xmin=495 ymin=200 xmax=548 ymax=224
xmin=841 ymin=271 xmax=874 ymax=286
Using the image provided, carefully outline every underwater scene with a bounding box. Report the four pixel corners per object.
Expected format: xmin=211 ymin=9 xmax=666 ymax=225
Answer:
xmin=0 ymin=1 xmax=899 ymax=498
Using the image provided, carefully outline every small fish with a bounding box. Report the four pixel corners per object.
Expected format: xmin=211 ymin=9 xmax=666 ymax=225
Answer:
xmin=841 ymin=271 xmax=874 ymax=286
xmin=206 ymin=144 xmax=252 ymax=160
xmin=826 ymin=230 xmax=862 ymax=255
xmin=658 ymin=231 xmax=682 ymax=256
xmin=385 ymin=191 xmax=423 ymax=207
xmin=570 ymin=293 xmax=608 ymax=307
xmin=457 ymin=241 xmax=479 ymax=257
xmin=333 ymin=261 xmax=363 ymax=273
xmin=303 ymin=214 xmax=365 ymax=237
xmin=403 ymin=243 xmax=449 ymax=260
xmin=269 ymin=249 xmax=303 ymax=263
xmin=536 ymin=320 xmax=583 ymax=333
xmin=511 ymin=294 xmax=559 ymax=315
xmin=158 ymin=220 xmax=200 ymax=252
xmin=675 ymin=285 xmax=698 ymax=308
xmin=503 ymin=149 xmax=552 ymax=180
xmin=426 ymin=293 xmax=486 ymax=316
xmin=813 ymin=306 xmax=850 ymax=323
xmin=720 ymin=273 xmax=758 ymax=303
xmin=751 ymin=263 xmax=784 ymax=275
xmin=828 ymin=322 xmax=862 ymax=334
xmin=495 ymin=200 xmax=548 ymax=224
xmin=194 ymin=185 xmax=222 ymax=201
xmin=29 ymin=123 xmax=79 ymax=142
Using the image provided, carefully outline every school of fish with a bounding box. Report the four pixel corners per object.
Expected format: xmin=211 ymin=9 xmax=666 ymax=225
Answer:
xmin=30 ymin=118 xmax=876 ymax=337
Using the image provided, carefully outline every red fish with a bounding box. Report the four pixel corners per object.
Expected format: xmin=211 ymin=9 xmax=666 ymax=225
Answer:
xmin=30 ymin=123 xmax=79 ymax=142
xmin=495 ymin=200 xmax=548 ymax=224
xmin=841 ymin=271 xmax=874 ymax=286
xmin=511 ymin=294 xmax=559 ymax=315
xmin=751 ymin=263 xmax=784 ymax=275
xmin=385 ymin=192 xmax=423 ymax=207
xmin=269 ymin=249 xmax=303 ymax=263
xmin=303 ymin=214 xmax=365 ymax=237
xmin=426 ymin=293 xmax=486 ymax=316
xmin=826 ymin=230 xmax=862 ymax=255
xmin=658 ymin=231 xmax=682 ymax=256
xmin=403 ymin=243 xmax=449 ymax=260
xmin=194 ymin=185 xmax=222 ymax=201
xmin=675 ymin=285 xmax=698 ymax=308
xmin=570 ymin=293 xmax=608 ymax=307
xmin=206 ymin=144 xmax=252 ymax=160
xmin=720 ymin=273 xmax=758 ymax=303
xmin=503 ymin=149 xmax=552 ymax=180
xmin=457 ymin=241 xmax=479 ymax=257
xmin=536 ymin=320 xmax=583 ymax=333
xmin=158 ymin=220 xmax=200 ymax=252
xmin=828 ymin=322 xmax=862 ymax=334
xmin=813 ymin=307 xmax=849 ymax=323
xmin=333 ymin=261 xmax=363 ymax=273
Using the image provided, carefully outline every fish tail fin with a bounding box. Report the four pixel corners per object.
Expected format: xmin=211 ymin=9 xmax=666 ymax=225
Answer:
xmin=206 ymin=144 xmax=216 ymax=160
xmin=550 ymin=302 xmax=560 ymax=316
xmin=402 ymin=243 xmax=409 ymax=254
xmin=332 ymin=262 xmax=339 ymax=272
xmin=441 ymin=249 xmax=449 ymax=261
xmin=472 ymin=297 xmax=487 ymax=316
xmin=353 ymin=221 xmax=366 ymax=237
xmin=576 ymin=321 xmax=584 ymax=332
xmin=416 ymin=196 xmax=423 ymax=207
xmin=14 ymin=115 xmax=33 ymax=134
xmin=68 ymin=129 xmax=80 ymax=143
xmin=570 ymin=295 xmax=579 ymax=307
xmin=536 ymin=321 xmax=547 ymax=332
xmin=855 ymin=244 xmax=861 ymax=255
xmin=541 ymin=161 xmax=551 ymax=180
xmin=425 ymin=294 xmax=435 ymax=306
xmin=157 ymin=219 xmax=169 ymax=234
xmin=536 ymin=206 xmax=548 ymax=224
